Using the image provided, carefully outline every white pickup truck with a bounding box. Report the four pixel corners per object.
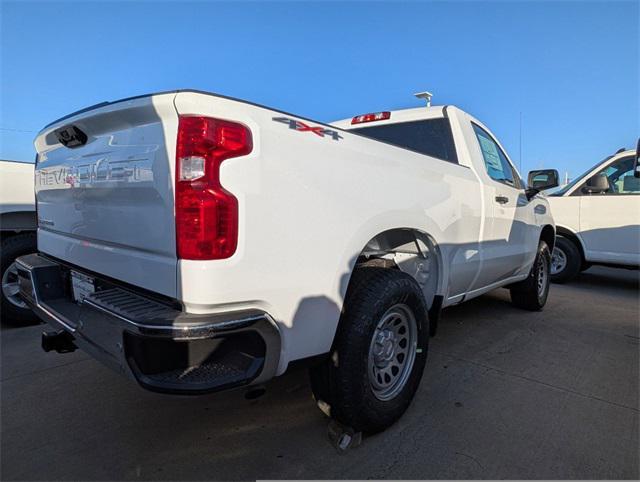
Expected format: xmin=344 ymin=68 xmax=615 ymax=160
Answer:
xmin=0 ymin=159 xmax=37 ymax=323
xmin=17 ymin=90 xmax=557 ymax=434
xmin=530 ymin=145 xmax=640 ymax=282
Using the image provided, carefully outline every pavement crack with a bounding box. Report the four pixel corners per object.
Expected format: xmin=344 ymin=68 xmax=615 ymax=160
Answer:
xmin=456 ymin=451 xmax=485 ymax=470
xmin=432 ymin=349 xmax=639 ymax=413
xmin=1 ymin=357 xmax=92 ymax=382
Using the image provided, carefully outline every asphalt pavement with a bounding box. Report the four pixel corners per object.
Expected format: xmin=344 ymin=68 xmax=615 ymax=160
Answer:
xmin=2 ymin=266 xmax=638 ymax=480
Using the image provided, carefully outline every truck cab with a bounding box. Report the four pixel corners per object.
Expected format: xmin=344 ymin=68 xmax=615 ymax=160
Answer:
xmin=333 ymin=105 xmax=554 ymax=296
xmin=545 ymin=148 xmax=640 ymax=282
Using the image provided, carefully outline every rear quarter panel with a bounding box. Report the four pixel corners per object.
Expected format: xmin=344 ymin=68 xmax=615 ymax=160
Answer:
xmin=174 ymin=93 xmax=483 ymax=372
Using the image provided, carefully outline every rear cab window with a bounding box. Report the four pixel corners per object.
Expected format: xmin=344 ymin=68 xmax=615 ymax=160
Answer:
xmin=351 ymin=118 xmax=459 ymax=164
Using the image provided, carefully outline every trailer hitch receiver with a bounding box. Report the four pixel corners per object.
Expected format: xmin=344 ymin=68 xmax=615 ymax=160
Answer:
xmin=42 ymin=330 xmax=77 ymax=354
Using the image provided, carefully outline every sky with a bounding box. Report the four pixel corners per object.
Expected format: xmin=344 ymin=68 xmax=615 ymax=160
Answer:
xmin=1 ymin=0 xmax=638 ymax=181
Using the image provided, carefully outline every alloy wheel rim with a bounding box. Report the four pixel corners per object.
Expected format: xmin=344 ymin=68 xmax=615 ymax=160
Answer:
xmin=2 ymin=262 xmax=27 ymax=309
xmin=551 ymin=247 xmax=567 ymax=275
xmin=367 ymin=303 xmax=418 ymax=401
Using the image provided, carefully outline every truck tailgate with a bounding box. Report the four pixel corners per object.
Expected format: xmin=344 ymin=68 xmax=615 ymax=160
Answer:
xmin=34 ymin=94 xmax=179 ymax=297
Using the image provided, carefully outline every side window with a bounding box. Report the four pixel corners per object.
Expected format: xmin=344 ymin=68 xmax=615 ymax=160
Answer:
xmin=472 ymin=124 xmax=520 ymax=188
xmin=602 ymin=156 xmax=638 ymax=194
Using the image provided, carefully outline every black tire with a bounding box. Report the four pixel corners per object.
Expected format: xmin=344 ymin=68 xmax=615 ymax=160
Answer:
xmin=1 ymin=233 xmax=39 ymax=325
xmin=510 ymin=240 xmax=551 ymax=311
xmin=550 ymin=236 xmax=581 ymax=283
xmin=309 ymin=267 xmax=429 ymax=434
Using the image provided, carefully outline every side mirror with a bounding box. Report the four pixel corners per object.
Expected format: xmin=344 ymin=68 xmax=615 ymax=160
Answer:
xmin=527 ymin=169 xmax=559 ymax=190
xmin=525 ymin=169 xmax=559 ymax=200
xmin=634 ymin=138 xmax=640 ymax=178
xmin=582 ymin=173 xmax=609 ymax=194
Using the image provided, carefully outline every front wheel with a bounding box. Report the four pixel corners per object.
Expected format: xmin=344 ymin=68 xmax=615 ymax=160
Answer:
xmin=309 ymin=267 xmax=429 ymax=434
xmin=510 ymin=240 xmax=551 ymax=311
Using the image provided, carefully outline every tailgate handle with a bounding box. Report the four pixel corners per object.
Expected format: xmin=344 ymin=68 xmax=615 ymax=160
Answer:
xmin=54 ymin=124 xmax=88 ymax=148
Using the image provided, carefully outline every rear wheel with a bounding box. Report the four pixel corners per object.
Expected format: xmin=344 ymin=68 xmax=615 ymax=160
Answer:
xmin=1 ymin=233 xmax=39 ymax=325
xmin=510 ymin=240 xmax=551 ymax=311
xmin=550 ymin=236 xmax=581 ymax=283
xmin=309 ymin=267 xmax=429 ymax=434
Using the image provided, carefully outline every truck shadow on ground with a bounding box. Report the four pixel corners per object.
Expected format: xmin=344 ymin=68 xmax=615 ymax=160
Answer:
xmin=0 ymin=289 xmax=506 ymax=480
xmin=1 ymin=287 xmax=531 ymax=479
xmin=568 ymin=266 xmax=639 ymax=293
xmin=2 ymin=268 xmax=639 ymax=480
xmin=0 ymin=317 xmax=41 ymax=331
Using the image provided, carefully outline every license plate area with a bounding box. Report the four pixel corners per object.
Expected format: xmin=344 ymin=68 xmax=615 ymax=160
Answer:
xmin=71 ymin=270 xmax=95 ymax=303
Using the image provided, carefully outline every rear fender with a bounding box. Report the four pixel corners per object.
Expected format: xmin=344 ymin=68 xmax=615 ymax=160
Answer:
xmin=331 ymin=212 xmax=448 ymax=330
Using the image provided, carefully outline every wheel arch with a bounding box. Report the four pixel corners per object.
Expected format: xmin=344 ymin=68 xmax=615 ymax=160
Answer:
xmin=554 ymin=225 xmax=586 ymax=263
xmin=540 ymin=224 xmax=556 ymax=251
xmin=349 ymin=227 xmax=444 ymax=309
xmin=324 ymin=226 xmax=447 ymax=344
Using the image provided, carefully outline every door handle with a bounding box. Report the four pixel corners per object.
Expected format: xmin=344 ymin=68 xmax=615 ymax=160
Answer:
xmin=495 ymin=195 xmax=509 ymax=204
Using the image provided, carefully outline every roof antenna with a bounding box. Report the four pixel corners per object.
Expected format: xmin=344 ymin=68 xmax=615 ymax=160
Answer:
xmin=414 ymin=91 xmax=433 ymax=107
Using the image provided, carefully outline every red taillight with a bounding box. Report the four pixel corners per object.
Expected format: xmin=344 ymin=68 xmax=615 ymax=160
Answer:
xmin=350 ymin=111 xmax=391 ymax=125
xmin=175 ymin=116 xmax=252 ymax=260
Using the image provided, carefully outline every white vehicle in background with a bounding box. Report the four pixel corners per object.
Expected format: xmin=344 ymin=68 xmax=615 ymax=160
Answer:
xmin=18 ymin=90 xmax=557 ymax=435
xmin=530 ymin=142 xmax=640 ymax=283
xmin=0 ymin=159 xmax=38 ymax=323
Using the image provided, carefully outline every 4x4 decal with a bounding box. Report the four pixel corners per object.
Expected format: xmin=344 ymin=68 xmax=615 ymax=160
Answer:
xmin=272 ymin=116 xmax=343 ymax=141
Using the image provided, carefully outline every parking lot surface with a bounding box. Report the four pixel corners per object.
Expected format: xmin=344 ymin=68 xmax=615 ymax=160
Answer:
xmin=2 ymin=266 xmax=638 ymax=480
